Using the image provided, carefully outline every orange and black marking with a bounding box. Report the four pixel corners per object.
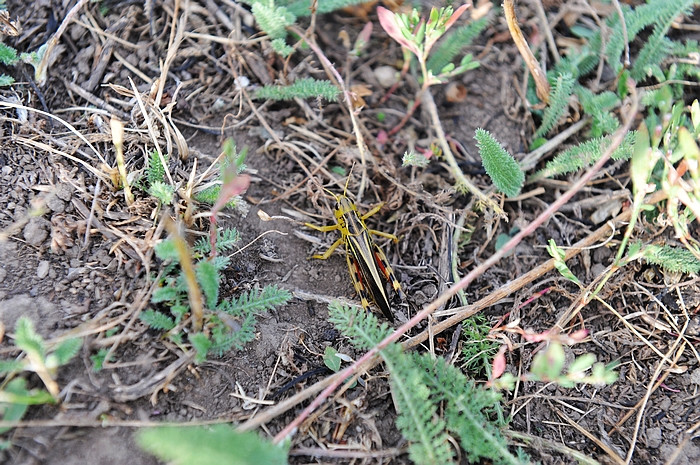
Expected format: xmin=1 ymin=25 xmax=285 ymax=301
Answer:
xmin=305 ymin=190 xmax=404 ymax=321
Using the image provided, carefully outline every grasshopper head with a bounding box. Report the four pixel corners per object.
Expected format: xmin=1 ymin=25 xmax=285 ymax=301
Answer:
xmin=333 ymin=195 xmax=357 ymax=220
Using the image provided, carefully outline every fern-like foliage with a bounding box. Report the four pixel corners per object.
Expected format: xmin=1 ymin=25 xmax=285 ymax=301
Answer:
xmin=575 ymin=87 xmax=620 ymax=137
xmin=474 ymin=128 xmax=524 ymax=198
xmin=638 ymin=243 xmax=700 ymax=273
xmin=221 ymin=285 xmax=292 ymax=316
xmin=149 ymin=230 xmax=290 ymax=361
xmin=531 ymin=132 xmax=636 ymax=180
xmin=533 ymin=0 xmax=699 ymax=150
xmin=630 ymin=0 xmax=696 ymax=81
xmin=148 ymin=181 xmax=174 ymax=204
xmin=251 ymin=0 xmax=296 ymax=40
xmin=139 ymin=309 xmax=176 ymax=330
xmin=0 ymin=42 xmax=17 ymax=65
xmin=193 ymin=228 xmax=240 ymax=256
xmin=147 ymin=150 xmax=166 ymax=185
xmin=209 ymin=286 xmax=292 ymax=356
xmin=426 ymin=14 xmax=490 ymax=75
xmin=329 ymin=303 xmax=454 ymax=464
xmin=414 ymin=355 xmax=526 ymax=465
xmin=534 ymin=72 xmax=575 ymax=139
xmin=254 ymin=77 xmax=339 ymax=101
xmin=196 ymin=261 xmax=219 ymax=309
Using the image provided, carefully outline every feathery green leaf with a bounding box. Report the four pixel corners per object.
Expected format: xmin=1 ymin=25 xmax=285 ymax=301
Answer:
xmin=254 ymin=78 xmax=339 ymax=101
xmin=474 ymin=129 xmax=524 ymax=198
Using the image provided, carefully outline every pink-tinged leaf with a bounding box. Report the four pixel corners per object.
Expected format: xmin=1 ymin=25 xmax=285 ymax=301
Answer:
xmin=209 ymin=173 xmax=251 ymax=257
xmin=212 ymin=174 xmax=250 ymax=218
xmin=491 ymin=346 xmax=507 ymax=380
xmin=376 ymin=129 xmax=389 ymax=144
xmin=444 ymin=4 xmax=470 ymax=33
xmin=377 ymin=6 xmax=420 ymax=56
xmin=353 ymin=21 xmax=373 ymax=54
xmin=522 ymin=329 xmax=551 ymax=343
xmin=568 ymin=329 xmax=589 ymax=343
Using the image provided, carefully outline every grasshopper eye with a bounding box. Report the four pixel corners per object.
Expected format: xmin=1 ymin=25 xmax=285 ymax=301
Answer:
xmin=335 ymin=201 xmax=341 ymax=210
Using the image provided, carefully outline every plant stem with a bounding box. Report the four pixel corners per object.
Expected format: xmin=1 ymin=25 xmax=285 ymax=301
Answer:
xmin=421 ymin=89 xmax=503 ymax=215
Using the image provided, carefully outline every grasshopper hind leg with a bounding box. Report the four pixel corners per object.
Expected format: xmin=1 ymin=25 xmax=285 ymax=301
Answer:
xmin=372 ymin=243 xmax=405 ymax=300
xmin=345 ymin=253 xmax=375 ymax=314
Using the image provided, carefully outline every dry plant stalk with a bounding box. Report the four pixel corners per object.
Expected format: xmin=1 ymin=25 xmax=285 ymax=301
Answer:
xmin=503 ymin=0 xmax=550 ymax=104
xmin=162 ymin=217 xmax=204 ymax=332
xmin=110 ymin=117 xmax=135 ymax=206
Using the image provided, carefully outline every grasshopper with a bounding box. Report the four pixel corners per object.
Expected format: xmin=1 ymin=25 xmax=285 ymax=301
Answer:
xmin=305 ymin=187 xmax=404 ymax=321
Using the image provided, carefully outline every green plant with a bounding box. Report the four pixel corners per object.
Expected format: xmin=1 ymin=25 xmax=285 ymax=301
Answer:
xmin=193 ymin=139 xmax=247 ymax=210
xmin=492 ymin=341 xmax=619 ymax=392
xmin=143 ymin=228 xmax=291 ymax=363
xmin=531 ymin=0 xmax=699 ymax=149
xmin=0 ymin=318 xmax=82 ymax=447
xmin=137 ymin=425 xmax=288 ymax=465
xmin=253 ymin=78 xmax=338 ymax=101
xmin=144 ymin=150 xmax=175 ymax=205
xmin=0 ymin=317 xmax=82 ymax=398
xmin=474 ymin=129 xmax=524 ymax=198
xmin=461 ymin=314 xmax=499 ymax=375
xmin=378 ymin=5 xmax=518 ymax=213
xmin=329 ymin=302 xmax=526 ymax=465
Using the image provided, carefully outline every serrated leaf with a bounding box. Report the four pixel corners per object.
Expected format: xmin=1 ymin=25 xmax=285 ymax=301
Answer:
xmin=14 ymin=317 xmax=45 ymax=360
xmin=640 ymin=244 xmax=700 ymax=274
xmin=474 ymin=128 xmax=524 ymax=198
xmin=140 ymin=309 xmax=176 ymax=330
xmin=189 ymin=333 xmax=212 ymax=364
xmin=196 ymin=261 xmax=219 ymax=309
xmin=151 ymin=286 xmax=181 ymax=304
xmin=49 ymin=338 xmax=82 ymax=367
xmin=155 ymin=239 xmax=179 ymax=261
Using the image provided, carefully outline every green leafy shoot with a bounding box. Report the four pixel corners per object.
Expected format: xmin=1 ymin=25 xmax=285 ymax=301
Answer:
xmin=0 ymin=42 xmax=18 ymax=65
xmin=461 ymin=314 xmax=499 ymax=375
xmin=328 ymin=302 xmax=527 ymax=465
xmin=402 ymin=149 xmax=431 ymax=168
xmin=3 ymin=317 xmax=82 ymax=399
xmin=546 ymin=239 xmax=581 ymax=286
xmin=253 ymin=78 xmax=339 ymax=101
xmin=534 ymin=72 xmax=575 ymax=139
xmin=251 ymin=0 xmax=296 ymax=40
xmin=529 ymin=342 xmax=618 ymax=388
xmin=146 ymin=229 xmax=291 ymax=362
xmin=530 ymin=132 xmax=635 ymax=181
xmin=137 ymin=425 xmax=289 ymax=465
xmin=474 ymin=128 xmax=524 ymax=198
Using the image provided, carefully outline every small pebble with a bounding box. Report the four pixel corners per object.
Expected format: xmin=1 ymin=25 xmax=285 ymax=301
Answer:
xmin=37 ymin=260 xmax=50 ymax=279
xmin=23 ymin=217 xmax=49 ymax=246
xmin=47 ymin=196 xmax=65 ymax=213
xmin=646 ymin=427 xmax=662 ymax=449
xmin=374 ymin=66 xmax=399 ymax=88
